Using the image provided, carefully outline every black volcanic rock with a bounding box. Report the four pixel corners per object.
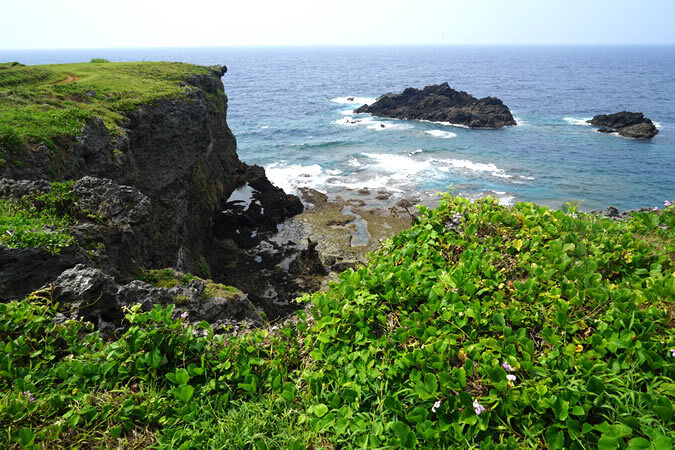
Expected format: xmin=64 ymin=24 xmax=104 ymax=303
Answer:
xmin=354 ymin=83 xmax=517 ymax=128
xmin=587 ymin=111 xmax=659 ymax=139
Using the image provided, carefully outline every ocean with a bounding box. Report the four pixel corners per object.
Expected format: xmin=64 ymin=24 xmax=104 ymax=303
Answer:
xmin=2 ymin=46 xmax=674 ymax=211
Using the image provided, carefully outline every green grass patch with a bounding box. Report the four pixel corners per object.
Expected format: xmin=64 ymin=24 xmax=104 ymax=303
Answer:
xmin=0 ymin=61 xmax=219 ymax=154
xmin=136 ymin=268 xmax=199 ymax=288
xmin=0 ymin=181 xmax=75 ymax=253
xmin=204 ymin=281 xmax=241 ymax=299
xmin=1 ymin=196 xmax=673 ymax=448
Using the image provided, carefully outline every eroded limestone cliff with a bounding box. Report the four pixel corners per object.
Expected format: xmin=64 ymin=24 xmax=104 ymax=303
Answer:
xmin=0 ymin=63 xmax=302 ymax=323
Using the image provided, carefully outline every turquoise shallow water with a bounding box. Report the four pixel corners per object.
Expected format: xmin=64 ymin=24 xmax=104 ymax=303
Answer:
xmin=3 ymin=46 xmax=674 ymax=210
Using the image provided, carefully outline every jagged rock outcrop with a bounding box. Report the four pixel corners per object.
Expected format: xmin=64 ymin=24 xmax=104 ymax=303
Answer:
xmin=0 ymin=176 xmax=153 ymax=300
xmin=214 ymin=164 xmax=303 ymax=249
xmin=50 ymin=265 xmax=263 ymax=338
xmin=354 ymin=83 xmax=516 ymax=128
xmin=587 ymin=111 xmax=659 ymax=139
xmin=289 ymin=239 xmax=327 ymax=276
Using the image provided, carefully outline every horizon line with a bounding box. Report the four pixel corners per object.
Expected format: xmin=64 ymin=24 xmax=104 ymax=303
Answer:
xmin=2 ymin=43 xmax=675 ymax=51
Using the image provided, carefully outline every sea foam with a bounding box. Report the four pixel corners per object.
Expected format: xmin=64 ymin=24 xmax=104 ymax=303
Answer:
xmin=335 ymin=116 xmax=413 ymax=131
xmin=264 ymin=162 xmax=325 ymax=194
xmin=563 ymin=117 xmax=593 ymax=126
xmin=425 ymin=129 xmax=457 ymax=139
xmin=331 ymin=96 xmax=377 ymax=105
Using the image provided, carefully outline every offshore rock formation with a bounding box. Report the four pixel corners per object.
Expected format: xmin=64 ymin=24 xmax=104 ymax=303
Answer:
xmin=587 ymin=111 xmax=659 ymax=139
xmin=354 ymin=82 xmax=516 ymax=128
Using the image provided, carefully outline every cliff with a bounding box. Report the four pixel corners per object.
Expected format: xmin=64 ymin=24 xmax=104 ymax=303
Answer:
xmin=0 ymin=61 xmax=302 ymax=304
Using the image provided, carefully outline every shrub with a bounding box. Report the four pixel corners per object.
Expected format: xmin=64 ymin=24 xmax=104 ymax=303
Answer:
xmin=1 ymin=196 xmax=672 ymax=448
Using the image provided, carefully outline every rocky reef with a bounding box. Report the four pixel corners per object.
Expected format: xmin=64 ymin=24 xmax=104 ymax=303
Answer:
xmin=0 ymin=61 xmax=303 ymax=330
xmin=587 ymin=111 xmax=659 ymax=139
xmin=354 ymin=82 xmax=516 ymax=128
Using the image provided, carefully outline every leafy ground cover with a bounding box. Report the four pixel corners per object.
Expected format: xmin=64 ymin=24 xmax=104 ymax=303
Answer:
xmin=0 ymin=181 xmax=75 ymax=253
xmin=1 ymin=196 xmax=673 ymax=448
xmin=0 ymin=60 xmax=216 ymax=165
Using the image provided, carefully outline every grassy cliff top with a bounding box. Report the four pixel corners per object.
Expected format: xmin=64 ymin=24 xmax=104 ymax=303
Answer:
xmin=0 ymin=60 xmax=217 ymax=154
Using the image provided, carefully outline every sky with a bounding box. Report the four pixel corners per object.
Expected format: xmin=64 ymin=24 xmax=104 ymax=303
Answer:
xmin=2 ymin=0 xmax=675 ymax=49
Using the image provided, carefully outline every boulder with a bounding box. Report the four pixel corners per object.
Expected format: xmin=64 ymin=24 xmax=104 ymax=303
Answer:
xmin=354 ymin=83 xmax=516 ymax=128
xmin=289 ymin=239 xmax=327 ymax=276
xmin=49 ymin=265 xmax=263 ymax=337
xmin=587 ymin=111 xmax=659 ymax=139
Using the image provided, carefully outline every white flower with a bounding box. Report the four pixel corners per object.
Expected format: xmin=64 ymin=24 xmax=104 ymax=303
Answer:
xmin=431 ymin=400 xmax=441 ymax=413
xmin=473 ymin=399 xmax=486 ymax=415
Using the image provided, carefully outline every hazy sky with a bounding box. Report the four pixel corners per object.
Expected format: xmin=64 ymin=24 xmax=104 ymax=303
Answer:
xmin=2 ymin=0 xmax=675 ymax=49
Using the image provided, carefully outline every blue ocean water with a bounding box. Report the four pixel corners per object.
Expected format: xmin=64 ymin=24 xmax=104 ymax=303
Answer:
xmin=2 ymin=46 xmax=674 ymax=210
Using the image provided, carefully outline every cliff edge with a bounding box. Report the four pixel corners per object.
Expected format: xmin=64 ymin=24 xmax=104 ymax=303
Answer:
xmin=0 ymin=61 xmax=302 ymax=306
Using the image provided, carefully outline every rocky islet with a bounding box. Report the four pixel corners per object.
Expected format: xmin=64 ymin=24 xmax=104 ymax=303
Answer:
xmin=587 ymin=111 xmax=659 ymax=139
xmin=354 ymin=82 xmax=517 ymax=128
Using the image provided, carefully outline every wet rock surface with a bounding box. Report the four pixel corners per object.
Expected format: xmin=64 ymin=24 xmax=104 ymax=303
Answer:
xmin=588 ymin=111 xmax=659 ymax=139
xmin=210 ymin=190 xmax=415 ymax=320
xmin=354 ymin=82 xmax=516 ymax=128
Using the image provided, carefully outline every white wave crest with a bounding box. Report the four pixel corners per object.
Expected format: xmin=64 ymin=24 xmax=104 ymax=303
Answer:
xmin=654 ymin=121 xmax=662 ymax=129
xmin=335 ymin=116 xmax=413 ymax=131
xmin=264 ymin=162 xmax=325 ymax=194
xmin=347 ymin=158 xmax=362 ymax=168
xmin=362 ymin=153 xmax=433 ymax=180
xmin=419 ymin=119 xmax=470 ymax=129
xmin=329 ymin=177 xmax=404 ymax=193
xmin=331 ymin=96 xmax=377 ymax=105
xmin=409 ymin=149 xmax=423 ymax=155
xmin=425 ymin=129 xmax=457 ymax=139
xmin=563 ymin=117 xmax=592 ymax=126
xmin=367 ymin=122 xmax=413 ymax=131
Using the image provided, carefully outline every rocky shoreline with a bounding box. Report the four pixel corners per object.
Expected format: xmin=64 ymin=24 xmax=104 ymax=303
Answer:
xmin=0 ymin=61 xmax=668 ymax=340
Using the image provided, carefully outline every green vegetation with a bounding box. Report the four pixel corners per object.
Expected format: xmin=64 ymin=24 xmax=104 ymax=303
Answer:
xmin=204 ymin=282 xmax=241 ymax=299
xmin=136 ymin=268 xmax=199 ymax=289
xmin=136 ymin=268 xmax=242 ymax=302
xmin=1 ymin=196 xmax=673 ymax=448
xmin=0 ymin=182 xmax=76 ymax=253
xmin=0 ymin=61 xmax=216 ymax=157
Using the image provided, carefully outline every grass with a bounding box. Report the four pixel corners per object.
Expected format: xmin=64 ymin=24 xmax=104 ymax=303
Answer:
xmin=135 ymin=269 xmax=241 ymax=300
xmin=0 ymin=181 xmax=76 ymax=253
xmin=0 ymin=61 xmax=220 ymax=161
xmin=1 ymin=196 xmax=673 ymax=448
xmin=204 ymin=282 xmax=241 ymax=299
